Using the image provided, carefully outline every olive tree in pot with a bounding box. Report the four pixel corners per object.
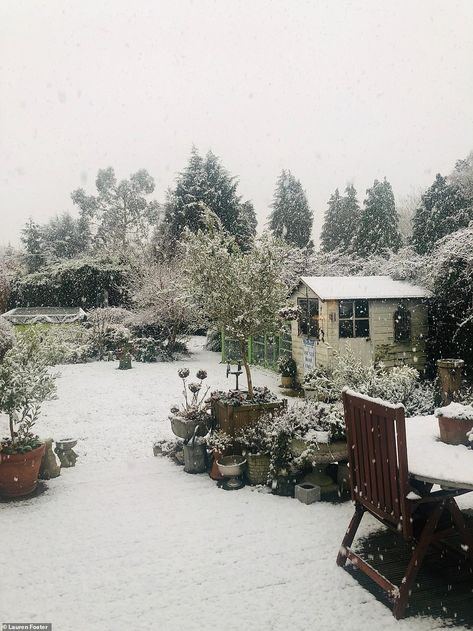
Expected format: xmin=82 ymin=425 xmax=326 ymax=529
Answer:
xmin=184 ymin=219 xmax=288 ymax=434
xmin=0 ymin=332 xmax=57 ymax=498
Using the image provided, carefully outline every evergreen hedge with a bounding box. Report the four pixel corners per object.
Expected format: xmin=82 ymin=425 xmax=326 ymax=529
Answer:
xmin=9 ymin=257 xmax=130 ymax=309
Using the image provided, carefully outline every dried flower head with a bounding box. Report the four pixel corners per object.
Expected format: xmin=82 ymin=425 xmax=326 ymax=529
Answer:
xmin=178 ymin=368 xmax=190 ymax=379
xmin=188 ymin=382 xmax=202 ymax=394
xmin=196 ymin=369 xmax=207 ymax=380
xmin=170 ymin=405 xmax=179 ymax=414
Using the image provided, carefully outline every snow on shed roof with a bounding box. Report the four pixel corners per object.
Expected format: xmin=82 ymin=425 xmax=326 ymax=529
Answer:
xmin=300 ymin=276 xmax=431 ymax=300
xmin=2 ymin=307 xmax=87 ymax=325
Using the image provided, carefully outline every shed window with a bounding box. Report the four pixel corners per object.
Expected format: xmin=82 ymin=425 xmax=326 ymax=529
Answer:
xmin=297 ymin=298 xmax=319 ymax=337
xmin=339 ymin=300 xmax=370 ymax=338
xmin=394 ymin=304 xmax=411 ymax=342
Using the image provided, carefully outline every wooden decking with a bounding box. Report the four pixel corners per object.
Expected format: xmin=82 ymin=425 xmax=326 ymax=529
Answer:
xmin=348 ymin=512 xmax=473 ymax=626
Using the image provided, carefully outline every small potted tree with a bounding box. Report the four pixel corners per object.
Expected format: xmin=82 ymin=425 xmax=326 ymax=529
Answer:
xmin=0 ymin=333 xmax=57 ymax=498
xmin=277 ymin=356 xmax=297 ymax=389
xmin=184 ymin=221 xmax=288 ymax=435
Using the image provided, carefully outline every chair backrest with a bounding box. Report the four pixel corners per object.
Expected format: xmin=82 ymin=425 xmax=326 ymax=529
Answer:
xmin=342 ymin=388 xmax=412 ymax=539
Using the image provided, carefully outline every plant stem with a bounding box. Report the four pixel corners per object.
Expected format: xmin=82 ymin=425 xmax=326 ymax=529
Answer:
xmin=9 ymin=414 xmax=14 ymax=443
xmin=240 ymin=340 xmax=253 ymax=399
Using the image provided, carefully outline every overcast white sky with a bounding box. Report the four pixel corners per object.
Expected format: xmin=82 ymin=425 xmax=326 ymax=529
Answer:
xmin=1 ymin=0 xmax=473 ymax=246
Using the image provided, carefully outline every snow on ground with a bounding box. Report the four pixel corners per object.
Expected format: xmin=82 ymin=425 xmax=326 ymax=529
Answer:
xmin=1 ymin=337 xmax=472 ymax=630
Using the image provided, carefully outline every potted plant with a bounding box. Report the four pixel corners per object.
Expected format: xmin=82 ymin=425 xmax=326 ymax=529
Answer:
xmin=435 ymin=402 xmax=473 ymax=446
xmin=277 ymin=356 xmax=297 ymax=389
xmin=169 ymin=368 xmax=212 ymax=473
xmin=0 ymin=333 xmax=57 ymax=498
xmin=184 ymin=225 xmax=288 ymax=434
xmin=206 ymin=430 xmax=233 ymax=480
xmin=236 ymin=418 xmax=272 ymax=485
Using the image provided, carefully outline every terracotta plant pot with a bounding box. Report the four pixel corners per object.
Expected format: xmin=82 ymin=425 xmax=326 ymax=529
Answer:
xmin=438 ymin=416 xmax=473 ymax=446
xmin=0 ymin=444 xmax=46 ymax=498
xmin=209 ymin=449 xmax=225 ymax=480
xmin=281 ymin=376 xmax=293 ymax=389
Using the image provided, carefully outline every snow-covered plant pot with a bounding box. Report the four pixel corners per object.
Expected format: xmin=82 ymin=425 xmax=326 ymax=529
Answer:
xmin=168 ymin=368 xmax=211 ymax=443
xmin=246 ymin=453 xmax=270 ymax=485
xmin=206 ymin=430 xmax=233 ymax=480
xmin=435 ymin=402 xmax=473 ymax=446
xmin=0 ymin=445 xmax=46 ymax=498
xmin=436 ymin=358 xmax=464 ymax=405
xmin=169 ymin=414 xmax=209 ymax=442
xmin=0 ymin=332 xmax=57 ymax=498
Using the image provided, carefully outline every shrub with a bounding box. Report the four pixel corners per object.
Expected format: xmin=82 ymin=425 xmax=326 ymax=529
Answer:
xmin=0 ymin=317 xmax=15 ymax=362
xmin=17 ymin=324 xmax=94 ymax=365
xmin=9 ymin=256 xmax=130 ymax=309
xmin=301 ymin=348 xmax=436 ymax=428
xmin=86 ymin=307 xmax=132 ymax=359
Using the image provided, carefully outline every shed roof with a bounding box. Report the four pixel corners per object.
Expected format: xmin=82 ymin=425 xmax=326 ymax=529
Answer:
xmin=2 ymin=307 xmax=87 ymax=325
xmin=300 ymin=276 xmax=431 ymax=300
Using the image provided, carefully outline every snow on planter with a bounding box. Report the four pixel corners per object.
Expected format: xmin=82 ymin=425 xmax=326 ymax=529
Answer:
xmin=434 ymin=402 xmax=473 ymax=421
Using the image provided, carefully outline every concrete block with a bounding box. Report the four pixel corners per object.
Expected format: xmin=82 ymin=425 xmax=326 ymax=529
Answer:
xmin=295 ymin=482 xmax=321 ymax=504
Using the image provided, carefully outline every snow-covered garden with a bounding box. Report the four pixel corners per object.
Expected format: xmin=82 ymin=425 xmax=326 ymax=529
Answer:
xmin=3 ymin=337 xmax=472 ymax=631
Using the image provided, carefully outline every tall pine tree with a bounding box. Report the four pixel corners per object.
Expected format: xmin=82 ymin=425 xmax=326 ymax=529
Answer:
xmin=159 ymin=147 xmax=256 ymax=252
xmin=320 ymin=188 xmax=342 ymax=252
xmin=412 ymin=173 xmax=471 ymax=255
xmin=21 ymin=219 xmax=45 ymax=272
xmin=352 ymin=178 xmax=401 ymax=257
xmin=320 ymin=185 xmax=360 ymax=252
xmin=268 ymin=170 xmax=313 ymax=248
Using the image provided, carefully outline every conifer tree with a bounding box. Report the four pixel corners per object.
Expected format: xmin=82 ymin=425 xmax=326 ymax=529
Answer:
xmin=235 ymin=200 xmax=257 ymax=251
xmin=321 ymin=185 xmax=361 ymax=253
xmin=268 ymin=170 xmax=313 ymax=248
xmin=159 ymin=148 xmax=253 ymax=253
xmin=412 ymin=173 xmax=471 ymax=255
xmin=320 ymin=188 xmax=342 ymax=252
xmin=339 ymin=184 xmax=361 ymax=250
xmin=352 ymin=178 xmax=401 ymax=257
xmin=21 ymin=219 xmax=45 ymax=272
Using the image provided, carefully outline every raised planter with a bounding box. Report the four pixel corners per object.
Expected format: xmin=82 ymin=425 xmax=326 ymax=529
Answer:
xmin=0 ymin=444 xmax=46 ymax=498
xmin=212 ymin=399 xmax=287 ymax=437
xmin=289 ymin=439 xmax=348 ymax=464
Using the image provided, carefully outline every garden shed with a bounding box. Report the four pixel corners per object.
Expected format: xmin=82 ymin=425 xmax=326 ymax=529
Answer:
xmin=2 ymin=307 xmax=87 ymax=325
xmin=290 ymin=275 xmax=430 ymax=376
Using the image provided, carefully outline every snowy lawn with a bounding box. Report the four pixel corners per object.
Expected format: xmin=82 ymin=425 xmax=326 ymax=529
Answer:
xmin=1 ymin=337 xmax=473 ymax=630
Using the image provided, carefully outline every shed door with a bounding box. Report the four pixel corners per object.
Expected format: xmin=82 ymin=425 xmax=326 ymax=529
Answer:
xmin=337 ymin=299 xmax=373 ymax=366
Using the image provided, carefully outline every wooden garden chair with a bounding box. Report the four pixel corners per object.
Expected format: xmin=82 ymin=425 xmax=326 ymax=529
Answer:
xmin=337 ymin=388 xmax=473 ymax=619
